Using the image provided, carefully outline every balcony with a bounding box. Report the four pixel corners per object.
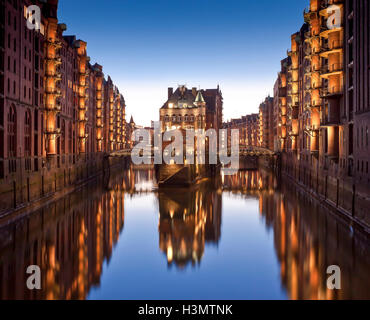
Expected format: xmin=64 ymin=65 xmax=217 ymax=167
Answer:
xmin=320 ymin=86 xmax=343 ymax=98
xmin=321 ymin=63 xmax=343 ymax=77
xmin=320 ymin=40 xmax=343 ymax=57
xmin=320 ymin=20 xmax=343 ymax=38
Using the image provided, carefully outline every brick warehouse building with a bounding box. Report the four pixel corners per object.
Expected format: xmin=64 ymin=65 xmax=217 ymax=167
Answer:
xmin=224 ymin=0 xmax=370 ymax=229
xmin=275 ymin=0 xmax=370 ymax=228
xmin=0 ymin=0 xmax=127 ymax=214
xmin=223 ymin=113 xmax=259 ymax=148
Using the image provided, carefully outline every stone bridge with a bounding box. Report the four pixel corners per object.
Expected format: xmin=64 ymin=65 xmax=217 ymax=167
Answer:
xmin=108 ymin=146 xmax=276 ymax=158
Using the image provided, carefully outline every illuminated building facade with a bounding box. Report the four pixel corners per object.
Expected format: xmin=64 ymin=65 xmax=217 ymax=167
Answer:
xmin=160 ymin=85 xmax=223 ymax=134
xmin=259 ymin=96 xmax=274 ymax=150
xmin=223 ymin=113 xmax=260 ymax=148
xmin=275 ymin=0 xmax=370 ymax=228
xmin=0 ymin=0 xmax=127 ymax=214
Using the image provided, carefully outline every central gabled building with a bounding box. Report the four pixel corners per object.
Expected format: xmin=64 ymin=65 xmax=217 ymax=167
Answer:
xmin=159 ymin=85 xmax=223 ymax=133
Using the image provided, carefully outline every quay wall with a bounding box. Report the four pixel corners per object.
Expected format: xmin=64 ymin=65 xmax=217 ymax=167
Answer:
xmin=0 ymin=154 xmax=128 ymax=219
xmin=281 ymin=153 xmax=370 ymax=232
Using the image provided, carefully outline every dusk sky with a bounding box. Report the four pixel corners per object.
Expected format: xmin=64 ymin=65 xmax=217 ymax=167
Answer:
xmin=59 ymin=0 xmax=307 ymax=126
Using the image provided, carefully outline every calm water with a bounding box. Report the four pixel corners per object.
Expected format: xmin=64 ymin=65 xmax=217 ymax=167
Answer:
xmin=0 ymin=166 xmax=369 ymax=300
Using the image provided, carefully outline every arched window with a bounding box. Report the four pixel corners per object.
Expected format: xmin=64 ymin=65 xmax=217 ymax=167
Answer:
xmin=185 ymin=114 xmax=188 ymax=122
xmin=178 ymin=115 xmax=182 ymax=122
xmin=7 ymin=105 xmax=17 ymax=172
xmin=172 ymin=115 xmax=176 ymax=122
xmin=165 ymin=115 xmax=169 ymax=122
xmin=190 ymin=115 xmax=194 ymax=122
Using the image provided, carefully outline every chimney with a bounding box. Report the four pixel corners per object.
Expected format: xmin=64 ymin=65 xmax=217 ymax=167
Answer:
xmin=168 ymin=87 xmax=173 ymax=99
xmin=192 ymin=87 xmax=197 ymax=97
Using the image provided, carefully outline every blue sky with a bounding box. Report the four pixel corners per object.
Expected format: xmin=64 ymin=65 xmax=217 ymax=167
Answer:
xmin=59 ymin=0 xmax=308 ymax=126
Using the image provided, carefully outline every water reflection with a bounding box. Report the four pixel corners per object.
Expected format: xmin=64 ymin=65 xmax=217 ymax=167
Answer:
xmin=0 ymin=165 xmax=369 ymax=299
xmin=158 ymin=181 xmax=222 ymax=268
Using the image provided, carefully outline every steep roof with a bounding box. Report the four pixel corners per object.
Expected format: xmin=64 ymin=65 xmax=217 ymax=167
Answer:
xmin=195 ymin=91 xmax=205 ymax=103
xmin=161 ymin=86 xmax=222 ymax=112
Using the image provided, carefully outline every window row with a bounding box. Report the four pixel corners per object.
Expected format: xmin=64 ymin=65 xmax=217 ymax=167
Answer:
xmin=163 ymin=115 xmax=205 ymax=122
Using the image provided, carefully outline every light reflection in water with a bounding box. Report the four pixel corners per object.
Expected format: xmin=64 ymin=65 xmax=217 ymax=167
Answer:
xmin=0 ymin=165 xmax=369 ymax=299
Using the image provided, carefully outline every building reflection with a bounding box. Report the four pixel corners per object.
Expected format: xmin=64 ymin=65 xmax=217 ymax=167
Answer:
xmin=216 ymin=169 xmax=370 ymax=300
xmin=258 ymin=181 xmax=370 ymax=300
xmin=0 ymin=185 xmax=123 ymax=299
xmin=0 ymin=167 xmax=368 ymax=299
xmin=157 ymin=180 xmax=222 ymax=268
xmin=222 ymin=168 xmax=277 ymax=194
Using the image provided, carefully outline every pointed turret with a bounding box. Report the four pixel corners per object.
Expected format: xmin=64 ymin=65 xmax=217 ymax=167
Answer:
xmin=194 ymin=90 xmax=205 ymax=106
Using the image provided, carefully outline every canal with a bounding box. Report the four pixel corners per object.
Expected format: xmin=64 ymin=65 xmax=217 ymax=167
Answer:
xmin=0 ymin=165 xmax=369 ymax=300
